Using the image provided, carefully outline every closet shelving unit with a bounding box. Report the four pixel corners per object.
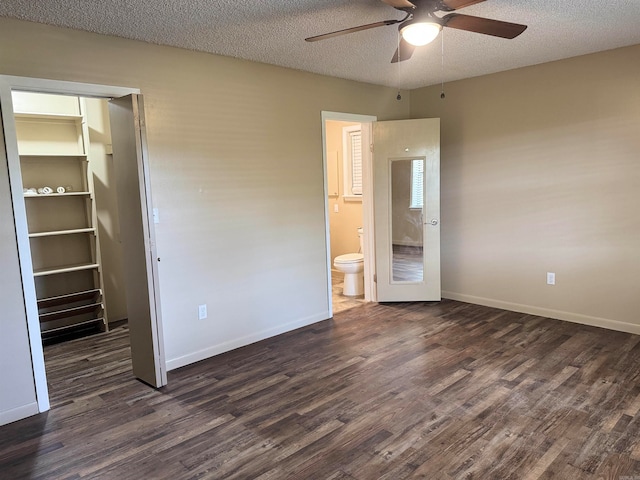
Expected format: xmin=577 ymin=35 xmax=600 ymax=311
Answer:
xmin=15 ymin=94 xmax=108 ymax=337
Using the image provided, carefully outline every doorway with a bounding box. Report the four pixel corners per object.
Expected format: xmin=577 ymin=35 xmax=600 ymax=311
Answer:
xmin=0 ymin=76 xmax=166 ymax=414
xmin=12 ymin=91 xmax=125 ymax=342
xmin=11 ymin=90 xmax=132 ymax=405
xmin=321 ymin=111 xmax=377 ymax=316
xmin=322 ymin=114 xmax=442 ymax=310
xmin=325 ymin=119 xmax=365 ymax=314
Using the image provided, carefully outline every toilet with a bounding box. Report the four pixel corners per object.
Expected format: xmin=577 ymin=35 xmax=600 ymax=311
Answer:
xmin=333 ymin=227 xmax=364 ymax=296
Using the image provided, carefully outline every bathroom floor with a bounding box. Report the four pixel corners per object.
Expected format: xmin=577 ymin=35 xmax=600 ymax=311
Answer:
xmin=332 ymin=270 xmax=366 ymax=314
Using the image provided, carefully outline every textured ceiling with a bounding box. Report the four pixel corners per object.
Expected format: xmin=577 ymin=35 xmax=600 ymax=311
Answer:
xmin=1 ymin=0 xmax=639 ymax=89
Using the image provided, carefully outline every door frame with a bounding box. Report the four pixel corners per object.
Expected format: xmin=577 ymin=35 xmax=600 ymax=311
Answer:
xmin=0 ymin=75 xmax=161 ymax=412
xmin=321 ymin=111 xmax=377 ymax=315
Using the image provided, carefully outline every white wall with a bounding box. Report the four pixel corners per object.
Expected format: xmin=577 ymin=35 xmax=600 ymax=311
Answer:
xmin=0 ymin=16 xmax=410 ymax=423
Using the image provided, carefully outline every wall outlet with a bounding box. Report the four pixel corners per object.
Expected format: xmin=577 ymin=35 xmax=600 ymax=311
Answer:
xmin=198 ymin=304 xmax=207 ymax=320
xmin=546 ymin=272 xmax=556 ymax=285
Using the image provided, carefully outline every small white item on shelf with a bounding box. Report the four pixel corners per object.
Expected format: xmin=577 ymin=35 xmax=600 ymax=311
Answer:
xmin=56 ymin=186 xmax=66 ymax=194
xmin=40 ymin=186 xmax=54 ymax=195
xmin=24 ymin=188 xmax=38 ymax=196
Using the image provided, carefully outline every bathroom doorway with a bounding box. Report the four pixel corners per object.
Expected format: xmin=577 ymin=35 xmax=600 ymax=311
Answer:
xmin=322 ymin=112 xmax=376 ymax=316
xmin=322 ymin=114 xmax=441 ymax=312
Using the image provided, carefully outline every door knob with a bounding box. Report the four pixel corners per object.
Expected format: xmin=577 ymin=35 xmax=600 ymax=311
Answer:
xmin=426 ymin=219 xmax=438 ymax=226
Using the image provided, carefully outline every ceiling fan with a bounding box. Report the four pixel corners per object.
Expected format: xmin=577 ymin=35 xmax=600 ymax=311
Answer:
xmin=305 ymin=0 xmax=527 ymax=63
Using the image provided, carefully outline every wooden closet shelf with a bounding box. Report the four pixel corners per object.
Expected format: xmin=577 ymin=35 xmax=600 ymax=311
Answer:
xmin=14 ymin=112 xmax=84 ymax=121
xmin=33 ymin=263 xmax=100 ymax=277
xmin=41 ymin=317 xmax=105 ymax=335
xmin=38 ymin=289 xmax=102 ymax=310
xmin=39 ymin=302 xmax=103 ymax=323
xmin=29 ymin=227 xmax=95 ymax=238
xmin=18 ymin=94 xmax=109 ymax=337
xmin=19 ymin=153 xmax=88 ymax=158
xmin=24 ymin=192 xmax=91 ymax=198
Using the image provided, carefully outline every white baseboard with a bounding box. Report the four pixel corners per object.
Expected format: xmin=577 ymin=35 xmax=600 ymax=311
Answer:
xmin=0 ymin=402 xmax=39 ymax=426
xmin=442 ymin=291 xmax=640 ymax=336
xmin=166 ymin=311 xmax=331 ymax=371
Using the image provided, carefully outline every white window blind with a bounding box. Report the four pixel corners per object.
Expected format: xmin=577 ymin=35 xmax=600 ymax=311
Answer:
xmin=349 ymin=130 xmax=362 ymax=195
xmin=342 ymin=125 xmax=363 ymax=199
xmin=410 ymin=159 xmax=424 ymax=209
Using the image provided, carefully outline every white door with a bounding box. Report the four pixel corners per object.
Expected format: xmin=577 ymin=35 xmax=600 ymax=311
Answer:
xmin=109 ymin=94 xmax=167 ymax=387
xmin=373 ymin=118 xmax=441 ymax=302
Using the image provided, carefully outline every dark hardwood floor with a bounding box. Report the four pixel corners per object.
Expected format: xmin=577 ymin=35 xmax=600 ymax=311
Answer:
xmin=2 ymin=300 xmax=640 ymax=479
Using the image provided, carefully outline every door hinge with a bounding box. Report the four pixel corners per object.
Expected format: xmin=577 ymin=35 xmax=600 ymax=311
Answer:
xmin=370 ymin=143 xmax=374 ymax=153
xmin=373 ymin=273 xmax=377 ymax=283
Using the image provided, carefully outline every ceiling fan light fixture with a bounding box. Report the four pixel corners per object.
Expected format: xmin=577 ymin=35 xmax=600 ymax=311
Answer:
xmin=401 ymin=21 xmax=442 ymax=46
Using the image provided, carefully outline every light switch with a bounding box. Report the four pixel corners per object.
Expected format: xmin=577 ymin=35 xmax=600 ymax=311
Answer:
xmin=334 ymin=204 xmax=339 ymax=213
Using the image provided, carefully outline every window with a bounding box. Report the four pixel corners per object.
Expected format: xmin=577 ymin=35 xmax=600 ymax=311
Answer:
xmin=410 ymin=159 xmax=424 ymax=209
xmin=342 ymin=126 xmax=362 ymax=200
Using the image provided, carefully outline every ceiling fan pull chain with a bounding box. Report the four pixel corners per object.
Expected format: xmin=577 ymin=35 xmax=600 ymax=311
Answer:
xmin=396 ymin=29 xmax=402 ymax=100
xmin=440 ymin=28 xmax=446 ymax=99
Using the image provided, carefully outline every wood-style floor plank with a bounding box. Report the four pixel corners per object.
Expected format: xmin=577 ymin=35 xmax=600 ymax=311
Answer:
xmin=2 ymin=299 xmax=640 ymax=479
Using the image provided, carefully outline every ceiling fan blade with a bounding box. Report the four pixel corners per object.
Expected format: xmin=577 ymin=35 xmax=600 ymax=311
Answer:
xmin=391 ymin=38 xmax=416 ymax=63
xmin=305 ymin=19 xmax=400 ymax=42
xmin=443 ymin=13 xmax=527 ymax=39
xmin=381 ymin=0 xmax=416 ymax=9
xmin=440 ymin=0 xmax=486 ymax=10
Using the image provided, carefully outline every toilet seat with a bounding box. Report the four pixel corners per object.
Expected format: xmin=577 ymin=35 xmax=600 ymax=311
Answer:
xmin=334 ymin=253 xmax=364 ymax=264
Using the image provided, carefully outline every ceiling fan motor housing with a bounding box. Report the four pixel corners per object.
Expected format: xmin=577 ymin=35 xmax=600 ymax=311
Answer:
xmin=398 ymin=12 xmax=445 ymax=32
xmin=307 ymin=0 xmax=528 ymax=63
xmin=391 ymin=0 xmax=457 ymax=13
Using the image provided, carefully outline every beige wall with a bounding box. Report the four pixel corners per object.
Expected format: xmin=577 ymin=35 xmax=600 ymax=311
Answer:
xmin=326 ymin=120 xmax=363 ymax=263
xmin=410 ymin=44 xmax=640 ymax=331
xmin=0 ymin=17 xmax=410 ymax=422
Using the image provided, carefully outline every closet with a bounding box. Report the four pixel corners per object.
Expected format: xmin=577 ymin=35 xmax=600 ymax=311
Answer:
xmin=13 ymin=92 xmax=126 ymax=339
